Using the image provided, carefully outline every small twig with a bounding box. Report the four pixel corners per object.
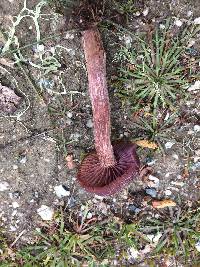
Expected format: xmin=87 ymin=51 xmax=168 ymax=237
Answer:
xmin=10 ymin=229 xmax=26 ymax=248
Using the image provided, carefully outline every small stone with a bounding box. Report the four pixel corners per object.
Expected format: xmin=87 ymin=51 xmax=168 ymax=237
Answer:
xmin=142 ymin=7 xmax=149 ymax=16
xmin=11 ymin=210 xmax=17 ymax=217
xmin=191 ymin=162 xmax=200 ymax=171
xmin=37 ymin=205 xmax=54 ymax=221
xmin=164 ymin=189 xmax=172 ymax=196
xmin=19 ymin=156 xmax=27 ymax=164
xmin=86 ymin=119 xmax=93 ymax=128
xmin=194 ymin=125 xmax=200 ymax=132
xmin=37 ymin=44 xmax=45 ymax=53
xmin=98 ymin=202 xmax=108 ymax=215
xmin=165 ymin=141 xmax=175 ymax=149
xmin=95 ymin=195 xmax=104 ymax=200
xmin=12 ymin=202 xmax=19 ymax=208
xmin=188 ymin=80 xmax=200 ymax=91
xmin=172 ymin=154 xmax=179 ymax=160
xmin=124 ymin=35 xmax=132 ymax=47
xmin=10 ymin=225 xmax=17 ymax=231
xmin=187 ymin=39 xmax=195 ymax=48
xmin=66 ymin=118 xmax=72 ymax=125
xmin=194 ymin=17 xmax=200 ymax=25
xmin=145 ymin=188 xmax=157 ymax=198
xmin=54 ymin=185 xmax=70 ymax=198
xmin=12 ymin=191 xmax=21 ymax=198
xmin=13 ymin=165 xmax=18 ymax=170
xmin=70 ymin=133 xmax=81 ymax=141
xmin=65 ymin=33 xmax=74 ymax=39
xmin=128 ymin=247 xmax=139 ymax=259
xmin=148 ymin=175 xmax=160 ymax=187
xmin=128 ymin=204 xmax=141 ymax=213
xmin=187 ymin=11 xmax=193 ymax=17
xmin=123 ymin=131 xmax=129 ymax=137
xmin=134 ymin=11 xmax=141 ymax=16
xmin=34 ymin=192 xmax=39 ymax=198
xmin=171 ymin=181 xmax=185 ymax=187
xmin=66 ymin=154 xmax=76 ymax=170
xmin=141 ymin=244 xmax=152 ymax=254
xmin=67 ymin=197 xmax=76 ymax=208
xmin=174 ymin=19 xmax=183 ymax=27
xmin=147 ymin=159 xmax=157 ymax=166
xmin=195 ymin=241 xmax=200 ymax=252
xmin=194 ymin=156 xmax=200 ymax=163
xmin=67 ymin=112 xmax=73 ymax=118
xmin=0 ymin=181 xmax=9 ymax=191
xmin=86 ymin=212 xmax=93 ymax=219
xmin=147 ymin=232 xmax=162 ymax=244
xmin=159 ymin=24 xmax=165 ymax=29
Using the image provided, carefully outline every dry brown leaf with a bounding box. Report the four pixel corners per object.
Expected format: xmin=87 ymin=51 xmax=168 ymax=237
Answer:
xmin=0 ymin=83 xmax=21 ymax=114
xmin=152 ymin=199 xmax=176 ymax=209
xmin=66 ymin=154 xmax=76 ymax=170
xmin=135 ymin=139 xmax=158 ymax=149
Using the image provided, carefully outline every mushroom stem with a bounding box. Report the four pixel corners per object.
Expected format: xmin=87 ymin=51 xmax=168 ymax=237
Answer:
xmin=82 ymin=28 xmax=116 ymax=167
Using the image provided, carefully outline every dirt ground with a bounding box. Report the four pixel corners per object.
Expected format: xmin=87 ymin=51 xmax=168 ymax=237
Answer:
xmin=0 ymin=0 xmax=200 ymax=262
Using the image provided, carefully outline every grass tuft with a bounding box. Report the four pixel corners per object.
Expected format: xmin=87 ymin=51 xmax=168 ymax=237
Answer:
xmin=115 ymin=19 xmax=199 ymax=112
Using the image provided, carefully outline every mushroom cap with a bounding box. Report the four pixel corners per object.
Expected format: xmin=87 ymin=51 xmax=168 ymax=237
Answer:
xmin=77 ymin=142 xmax=140 ymax=196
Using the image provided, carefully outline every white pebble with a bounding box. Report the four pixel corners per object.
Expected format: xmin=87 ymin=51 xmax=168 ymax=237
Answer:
xmin=86 ymin=119 xmax=93 ymax=128
xmin=172 ymin=154 xmax=179 ymax=160
xmin=95 ymin=195 xmax=104 ymax=200
xmin=70 ymin=133 xmax=81 ymax=141
xmin=194 ymin=17 xmax=200 ymax=25
xmin=159 ymin=24 xmax=165 ymax=29
xmin=171 ymin=181 xmax=185 ymax=187
xmin=194 ymin=125 xmax=200 ymax=132
xmin=188 ymin=80 xmax=200 ymax=91
xmin=165 ymin=189 xmax=172 ymax=196
xmin=66 ymin=118 xmax=72 ymax=125
xmin=135 ymin=11 xmax=141 ymax=16
xmin=195 ymin=241 xmax=200 ymax=252
xmin=10 ymin=225 xmax=17 ymax=231
xmin=67 ymin=112 xmax=73 ymax=118
xmin=148 ymin=175 xmax=160 ymax=186
xmin=187 ymin=39 xmax=195 ymax=48
xmin=0 ymin=181 xmax=9 ymax=191
xmin=174 ymin=19 xmax=183 ymax=27
xmin=142 ymin=7 xmax=149 ymax=16
xmin=124 ymin=35 xmax=132 ymax=46
xmin=128 ymin=247 xmax=139 ymax=259
xmin=165 ymin=141 xmax=175 ymax=149
xmin=11 ymin=210 xmax=17 ymax=216
xmin=19 ymin=157 xmax=27 ymax=164
xmin=86 ymin=212 xmax=93 ymax=219
xmin=36 ymin=44 xmax=44 ymax=53
xmin=148 ymin=232 xmax=162 ymax=244
xmin=13 ymin=165 xmax=18 ymax=170
xmin=37 ymin=205 xmax=54 ymax=221
xmin=54 ymin=185 xmax=70 ymax=198
xmin=65 ymin=33 xmax=74 ymax=39
xmin=187 ymin=11 xmax=193 ymax=17
xmin=147 ymin=159 xmax=157 ymax=166
xmin=12 ymin=202 xmax=19 ymax=208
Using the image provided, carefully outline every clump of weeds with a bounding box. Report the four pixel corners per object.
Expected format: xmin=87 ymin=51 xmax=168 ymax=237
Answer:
xmin=113 ymin=19 xmax=200 ymax=148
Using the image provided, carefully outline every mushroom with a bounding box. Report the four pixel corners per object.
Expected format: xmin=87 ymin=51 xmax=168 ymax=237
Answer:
xmin=77 ymin=28 xmax=140 ymax=196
